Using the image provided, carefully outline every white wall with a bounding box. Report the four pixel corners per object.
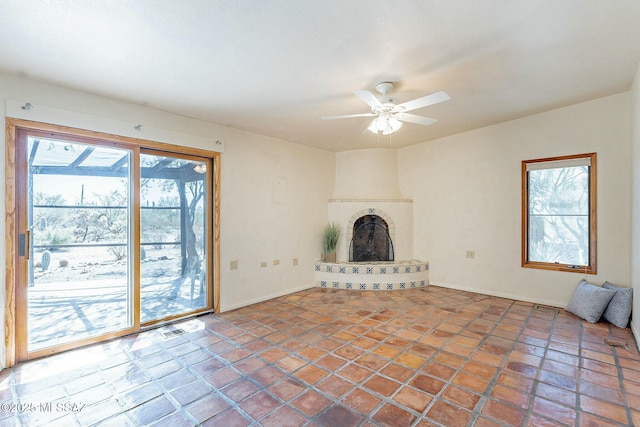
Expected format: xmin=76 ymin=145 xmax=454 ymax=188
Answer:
xmin=220 ymin=134 xmax=334 ymax=310
xmin=334 ymin=149 xmax=404 ymax=199
xmin=0 ymin=73 xmax=334 ymax=366
xmin=399 ymin=93 xmax=631 ymax=307
xmin=630 ymin=61 xmax=640 ymax=341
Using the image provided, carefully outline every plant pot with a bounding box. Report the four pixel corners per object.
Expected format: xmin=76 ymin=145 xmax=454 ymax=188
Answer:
xmin=324 ymin=252 xmax=336 ymax=263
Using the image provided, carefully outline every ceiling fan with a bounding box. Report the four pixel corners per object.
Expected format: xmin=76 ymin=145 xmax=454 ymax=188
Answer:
xmin=322 ymin=82 xmax=451 ymax=135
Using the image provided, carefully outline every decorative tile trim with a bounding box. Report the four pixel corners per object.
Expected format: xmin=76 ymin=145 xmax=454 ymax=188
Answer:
xmin=314 ymin=260 xmax=429 ymax=291
xmin=315 ymin=280 xmax=429 ymax=291
xmin=315 ymin=261 xmax=428 ymax=274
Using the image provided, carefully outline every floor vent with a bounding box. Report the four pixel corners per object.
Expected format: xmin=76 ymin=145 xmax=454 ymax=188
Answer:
xmin=605 ymin=338 xmax=628 ymax=349
xmin=532 ymin=304 xmax=560 ymax=314
xmin=161 ymin=328 xmax=187 ymax=339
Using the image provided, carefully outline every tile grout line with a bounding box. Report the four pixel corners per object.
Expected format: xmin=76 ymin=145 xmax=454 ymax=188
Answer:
xmin=610 ymin=327 xmax=634 ymax=426
xmin=521 ymin=303 xmax=560 ymax=427
xmin=466 ymin=298 xmax=535 ymax=427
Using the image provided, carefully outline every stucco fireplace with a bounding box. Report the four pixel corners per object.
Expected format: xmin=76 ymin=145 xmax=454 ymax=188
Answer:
xmin=314 ymin=148 xmax=429 ymax=290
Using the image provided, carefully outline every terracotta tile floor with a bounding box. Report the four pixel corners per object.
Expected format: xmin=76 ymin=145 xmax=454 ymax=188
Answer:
xmin=1 ymin=285 xmax=640 ymax=426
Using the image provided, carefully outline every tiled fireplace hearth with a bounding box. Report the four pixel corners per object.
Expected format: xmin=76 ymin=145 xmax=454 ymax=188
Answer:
xmin=315 ymin=259 xmax=429 ymax=290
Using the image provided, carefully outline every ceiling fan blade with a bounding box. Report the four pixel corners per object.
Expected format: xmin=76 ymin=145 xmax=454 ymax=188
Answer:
xmin=353 ymin=90 xmax=383 ymax=109
xmin=321 ymin=112 xmax=377 ymax=120
xmin=394 ymin=91 xmax=451 ymax=113
xmin=395 ymin=113 xmax=437 ymax=126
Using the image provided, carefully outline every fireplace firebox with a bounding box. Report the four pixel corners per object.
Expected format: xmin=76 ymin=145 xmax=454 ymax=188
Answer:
xmin=349 ymin=215 xmax=394 ymax=262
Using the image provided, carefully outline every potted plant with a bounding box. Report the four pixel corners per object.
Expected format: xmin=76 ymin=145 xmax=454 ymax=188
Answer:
xmin=322 ymin=222 xmax=341 ymax=263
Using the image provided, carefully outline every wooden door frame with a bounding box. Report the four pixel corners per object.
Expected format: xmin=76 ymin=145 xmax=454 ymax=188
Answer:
xmin=4 ymin=118 xmax=221 ymax=368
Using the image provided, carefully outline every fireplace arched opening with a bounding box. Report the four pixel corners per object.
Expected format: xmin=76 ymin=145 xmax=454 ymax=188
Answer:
xmin=348 ymin=215 xmax=395 ymax=262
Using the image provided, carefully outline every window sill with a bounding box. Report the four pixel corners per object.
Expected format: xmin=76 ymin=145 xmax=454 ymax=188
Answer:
xmin=522 ymin=262 xmax=596 ymax=275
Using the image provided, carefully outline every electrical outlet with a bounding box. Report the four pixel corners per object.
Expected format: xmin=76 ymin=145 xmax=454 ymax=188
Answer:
xmin=466 ymin=250 xmax=475 ymax=259
xmin=292 ymin=257 xmax=299 ymax=266
xmin=230 ymin=260 xmax=238 ymax=270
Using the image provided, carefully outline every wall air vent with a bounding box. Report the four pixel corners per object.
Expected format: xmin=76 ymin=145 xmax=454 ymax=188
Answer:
xmin=161 ymin=328 xmax=187 ymax=339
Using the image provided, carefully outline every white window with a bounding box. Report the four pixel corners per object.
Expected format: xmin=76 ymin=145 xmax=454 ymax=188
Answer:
xmin=522 ymin=153 xmax=596 ymax=274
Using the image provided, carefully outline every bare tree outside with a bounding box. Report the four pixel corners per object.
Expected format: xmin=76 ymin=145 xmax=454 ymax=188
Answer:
xmin=528 ymin=165 xmax=589 ymax=265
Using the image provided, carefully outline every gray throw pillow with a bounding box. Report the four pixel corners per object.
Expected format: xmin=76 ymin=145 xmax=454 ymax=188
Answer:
xmin=602 ymin=281 xmax=633 ymax=328
xmin=565 ymin=280 xmax=616 ymax=323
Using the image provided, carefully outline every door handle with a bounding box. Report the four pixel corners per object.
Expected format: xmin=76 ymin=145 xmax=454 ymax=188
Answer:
xmin=19 ymin=231 xmax=30 ymax=259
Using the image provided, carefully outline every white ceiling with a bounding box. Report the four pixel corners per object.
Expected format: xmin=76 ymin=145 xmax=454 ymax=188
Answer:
xmin=1 ymin=1 xmax=639 ymax=152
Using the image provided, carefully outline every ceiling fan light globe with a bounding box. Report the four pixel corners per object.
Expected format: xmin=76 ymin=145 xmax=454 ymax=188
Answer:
xmin=367 ymin=118 xmax=381 ymax=134
xmin=367 ymin=116 xmax=386 ymax=133
xmin=389 ymin=117 xmax=402 ymax=131
xmin=382 ymin=117 xmax=403 ymax=134
xmin=367 ymin=115 xmax=403 ymax=135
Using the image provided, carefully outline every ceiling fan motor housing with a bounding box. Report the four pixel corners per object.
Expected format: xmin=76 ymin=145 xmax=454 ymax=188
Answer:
xmin=375 ymin=82 xmax=395 ymax=102
xmin=375 ymin=82 xmax=394 ymax=95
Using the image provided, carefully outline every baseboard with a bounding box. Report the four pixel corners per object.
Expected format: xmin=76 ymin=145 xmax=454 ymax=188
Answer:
xmin=220 ymin=282 xmax=316 ymax=312
xmin=430 ymin=281 xmax=565 ymax=308
xmin=631 ymin=322 xmax=640 ymax=352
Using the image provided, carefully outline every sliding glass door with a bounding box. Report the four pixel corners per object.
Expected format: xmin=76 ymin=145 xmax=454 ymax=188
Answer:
xmin=18 ymin=134 xmax=134 ymax=354
xmin=140 ymin=151 xmax=210 ymax=324
xmin=14 ymin=127 xmax=214 ymax=360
